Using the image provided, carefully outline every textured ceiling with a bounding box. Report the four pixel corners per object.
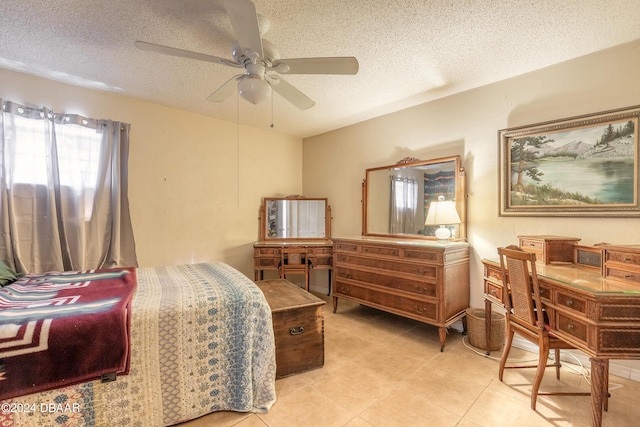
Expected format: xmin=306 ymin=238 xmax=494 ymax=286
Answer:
xmin=1 ymin=0 xmax=640 ymax=138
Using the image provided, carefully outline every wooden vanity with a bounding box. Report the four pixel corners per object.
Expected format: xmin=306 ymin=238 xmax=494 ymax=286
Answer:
xmin=253 ymin=196 xmax=333 ymax=293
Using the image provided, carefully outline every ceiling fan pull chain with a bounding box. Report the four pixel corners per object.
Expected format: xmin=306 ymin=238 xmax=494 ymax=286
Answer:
xmin=270 ymin=91 xmax=274 ymax=128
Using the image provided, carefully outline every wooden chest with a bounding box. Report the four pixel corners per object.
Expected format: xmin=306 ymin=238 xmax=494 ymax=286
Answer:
xmin=255 ymin=279 xmax=325 ymax=378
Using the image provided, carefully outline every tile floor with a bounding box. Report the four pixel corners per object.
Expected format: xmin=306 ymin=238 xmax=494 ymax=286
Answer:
xmin=180 ymin=294 xmax=640 ymax=427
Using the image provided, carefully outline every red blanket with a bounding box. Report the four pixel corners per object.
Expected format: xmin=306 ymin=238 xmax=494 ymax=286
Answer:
xmin=0 ymin=268 xmax=136 ymax=400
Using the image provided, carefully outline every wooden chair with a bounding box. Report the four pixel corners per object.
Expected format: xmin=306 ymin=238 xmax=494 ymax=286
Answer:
xmin=497 ymin=245 xmax=593 ymax=410
xmin=280 ymin=247 xmax=309 ymax=291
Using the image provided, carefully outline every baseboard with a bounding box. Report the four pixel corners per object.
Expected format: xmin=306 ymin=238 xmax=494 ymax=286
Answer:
xmin=511 ymin=337 xmax=640 ymax=382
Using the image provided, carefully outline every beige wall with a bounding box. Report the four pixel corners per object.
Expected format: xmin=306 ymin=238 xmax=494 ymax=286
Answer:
xmin=303 ymin=40 xmax=640 ymax=372
xmin=0 ymin=67 xmax=303 ymax=277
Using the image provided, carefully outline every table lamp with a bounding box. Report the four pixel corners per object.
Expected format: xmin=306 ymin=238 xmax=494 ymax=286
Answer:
xmin=425 ymin=196 xmax=461 ymax=240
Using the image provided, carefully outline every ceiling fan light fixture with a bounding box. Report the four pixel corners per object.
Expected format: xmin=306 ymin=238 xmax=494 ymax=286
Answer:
xmin=238 ymin=76 xmax=271 ymax=104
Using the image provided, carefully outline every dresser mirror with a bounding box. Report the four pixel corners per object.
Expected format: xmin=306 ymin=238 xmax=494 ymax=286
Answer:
xmin=259 ymin=196 xmax=331 ymax=240
xmin=363 ymin=155 xmax=466 ymax=240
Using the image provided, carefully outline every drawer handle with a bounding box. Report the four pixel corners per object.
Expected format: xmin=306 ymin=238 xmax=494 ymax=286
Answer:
xmin=339 ymin=286 xmax=350 ymax=294
xmin=566 ymin=298 xmax=573 ymax=307
xmin=414 ymin=305 xmax=426 ymax=314
xmin=490 ymin=289 xmax=497 ymax=296
xmin=625 ymin=274 xmax=632 ymax=278
xmin=415 ymin=268 xmax=427 ymax=275
xmin=625 ymin=256 xmax=632 ymax=261
xmin=567 ymin=323 xmax=574 ymax=330
xmin=290 ymin=326 xmax=305 ymax=335
xmin=415 ymin=286 xmax=425 ymax=294
xmin=340 ymin=272 xmax=350 ymax=278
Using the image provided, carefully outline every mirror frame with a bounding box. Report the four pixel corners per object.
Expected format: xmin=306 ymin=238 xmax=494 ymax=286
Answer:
xmin=259 ymin=195 xmax=332 ymax=241
xmin=362 ymin=155 xmax=466 ymax=240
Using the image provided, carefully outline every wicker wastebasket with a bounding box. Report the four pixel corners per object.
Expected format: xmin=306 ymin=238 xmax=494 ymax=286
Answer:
xmin=466 ymin=308 xmax=505 ymax=351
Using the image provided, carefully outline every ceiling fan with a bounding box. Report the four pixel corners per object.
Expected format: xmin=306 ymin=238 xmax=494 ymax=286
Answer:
xmin=135 ymin=0 xmax=359 ymax=110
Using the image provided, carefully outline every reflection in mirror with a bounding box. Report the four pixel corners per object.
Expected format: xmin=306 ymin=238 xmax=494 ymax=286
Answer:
xmin=364 ymin=156 xmax=466 ymax=240
xmin=260 ymin=197 xmax=330 ymax=240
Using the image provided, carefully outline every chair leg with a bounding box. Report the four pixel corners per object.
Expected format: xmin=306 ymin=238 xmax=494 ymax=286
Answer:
xmin=554 ymin=348 xmax=561 ymax=380
xmin=499 ymin=328 xmax=515 ymax=381
xmin=604 ymin=359 xmax=609 ymax=412
xmin=531 ymin=343 xmax=550 ymax=410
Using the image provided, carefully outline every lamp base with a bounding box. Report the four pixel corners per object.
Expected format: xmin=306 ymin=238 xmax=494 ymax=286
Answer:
xmin=435 ymin=225 xmax=451 ymax=240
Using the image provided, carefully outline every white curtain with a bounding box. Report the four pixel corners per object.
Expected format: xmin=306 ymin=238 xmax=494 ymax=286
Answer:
xmin=389 ymin=176 xmax=418 ymax=234
xmin=0 ymin=100 xmax=137 ymax=273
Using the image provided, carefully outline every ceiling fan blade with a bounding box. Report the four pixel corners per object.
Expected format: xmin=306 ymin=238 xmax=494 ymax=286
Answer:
xmin=270 ymin=57 xmax=359 ymax=75
xmin=135 ymin=41 xmax=241 ymax=68
xmin=206 ymin=75 xmax=244 ymax=102
xmin=223 ymin=0 xmax=264 ymax=58
xmin=270 ymin=76 xmax=315 ymax=110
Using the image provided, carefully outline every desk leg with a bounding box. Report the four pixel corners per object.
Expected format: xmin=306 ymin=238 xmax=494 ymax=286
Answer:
xmin=485 ymin=299 xmax=492 ymax=356
xmin=328 ymin=269 xmax=332 ymax=296
xmin=590 ymin=357 xmax=606 ymax=427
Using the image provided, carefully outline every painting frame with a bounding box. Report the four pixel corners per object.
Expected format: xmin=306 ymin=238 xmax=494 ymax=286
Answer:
xmin=499 ymin=105 xmax=640 ymax=217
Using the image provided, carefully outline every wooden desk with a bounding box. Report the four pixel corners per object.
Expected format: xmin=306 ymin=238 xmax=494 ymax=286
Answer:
xmin=482 ymin=259 xmax=640 ymax=427
xmin=253 ymin=240 xmax=333 ymax=293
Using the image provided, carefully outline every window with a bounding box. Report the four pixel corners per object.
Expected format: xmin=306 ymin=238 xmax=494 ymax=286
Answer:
xmin=8 ymin=109 xmax=103 ymax=219
xmin=1 ymin=100 xmax=137 ymax=272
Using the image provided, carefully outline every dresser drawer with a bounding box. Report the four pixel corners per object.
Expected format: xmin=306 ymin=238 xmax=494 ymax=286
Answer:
xmin=403 ymin=248 xmax=442 ymax=263
xmin=484 ymin=264 xmax=503 ymax=282
xmin=307 ymin=247 xmax=332 ymax=256
xmin=255 ymin=247 xmax=281 ymax=256
xmin=255 ymin=257 xmax=279 ymax=268
xmin=605 ymin=267 xmax=640 ymax=284
xmin=336 ymin=254 xmax=438 ymax=280
xmin=556 ymin=312 xmax=588 ymax=345
xmin=361 ymin=245 xmax=399 ymax=257
xmin=485 ymin=281 xmax=503 ymax=302
xmin=606 ymin=250 xmax=640 ymax=266
xmin=335 ymin=242 xmax=359 ymax=252
xmin=335 ymin=267 xmax=437 ymax=298
xmin=520 ymin=239 xmax=544 ymax=251
xmin=334 ymin=280 xmax=437 ymax=321
xmin=555 ymin=290 xmax=587 ymax=315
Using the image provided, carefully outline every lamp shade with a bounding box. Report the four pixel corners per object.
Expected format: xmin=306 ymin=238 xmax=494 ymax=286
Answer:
xmin=425 ymin=200 xmax=461 ymax=226
xmin=425 ymin=199 xmax=461 ymax=240
xmin=238 ymin=76 xmax=271 ymax=105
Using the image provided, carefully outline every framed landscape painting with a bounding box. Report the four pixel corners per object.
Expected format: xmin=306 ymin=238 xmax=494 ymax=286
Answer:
xmin=499 ymin=105 xmax=640 ymax=217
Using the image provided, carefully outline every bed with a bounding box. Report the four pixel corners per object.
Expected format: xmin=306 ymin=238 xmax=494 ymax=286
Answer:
xmin=0 ymin=262 xmax=277 ymax=426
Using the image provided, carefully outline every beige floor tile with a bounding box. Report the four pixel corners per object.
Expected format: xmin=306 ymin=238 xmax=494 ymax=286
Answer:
xmin=397 ymin=364 xmax=487 ymax=416
xmin=343 ymin=417 xmax=374 ymax=427
xmin=178 ymin=296 xmax=640 ymax=427
xmin=258 ymin=384 xmax=355 ymax=427
xmin=360 ymin=389 xmax=461 ymax=427
xmin=465 ymin=387 xmax=571 ymax=427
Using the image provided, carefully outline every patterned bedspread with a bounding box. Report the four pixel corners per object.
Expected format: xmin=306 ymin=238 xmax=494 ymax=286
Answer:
xmin=1 ymin=263 xmax=277 ymax=426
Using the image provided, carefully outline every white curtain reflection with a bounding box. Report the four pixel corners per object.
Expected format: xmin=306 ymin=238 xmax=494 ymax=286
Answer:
xmin=389 ymin=176 xmax=417 ymax=234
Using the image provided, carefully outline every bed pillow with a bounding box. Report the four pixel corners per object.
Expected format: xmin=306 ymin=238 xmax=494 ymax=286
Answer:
xmin=0 ymin=260 xmax=19 ymax=286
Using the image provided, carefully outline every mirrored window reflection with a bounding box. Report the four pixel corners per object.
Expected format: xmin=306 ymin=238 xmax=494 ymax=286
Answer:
xmin=266 ymin=200 xmax=326 ymax=238
xmin=365 ymin=158 xmax=463 ymax=239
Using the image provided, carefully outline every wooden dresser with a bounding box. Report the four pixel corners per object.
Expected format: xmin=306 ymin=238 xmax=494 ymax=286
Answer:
xmin=332 ymin=236 xmax=469 ymax=351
